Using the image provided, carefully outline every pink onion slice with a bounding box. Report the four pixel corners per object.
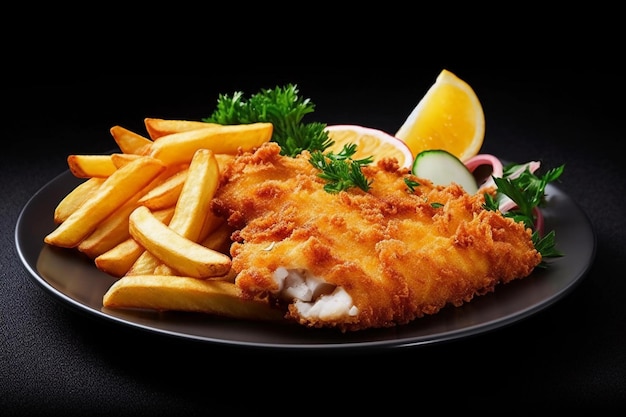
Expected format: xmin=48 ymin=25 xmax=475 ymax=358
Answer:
xmin=506 ymin=161 xmax=541 ymax=179
xmin=464 ymin=154 xmax=503 ymax=191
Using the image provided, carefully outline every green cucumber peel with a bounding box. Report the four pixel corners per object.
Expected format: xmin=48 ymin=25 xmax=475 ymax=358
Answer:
xmin=411 ymin=149 xmax=478 ymax=194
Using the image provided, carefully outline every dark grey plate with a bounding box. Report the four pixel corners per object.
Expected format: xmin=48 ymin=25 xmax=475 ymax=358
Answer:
xmin=15 ymin=169 xmax=596 ymax=351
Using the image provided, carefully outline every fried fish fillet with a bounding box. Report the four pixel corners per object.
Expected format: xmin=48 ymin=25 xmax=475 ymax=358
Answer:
xmin=211 ymin=142 xmax=541 ymax=332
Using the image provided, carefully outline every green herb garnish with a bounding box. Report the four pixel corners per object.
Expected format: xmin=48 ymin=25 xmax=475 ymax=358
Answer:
xmin=404 ymin=178 xmax=420 ymax=193
xmin=308 ymin=144 xmax=373 ymax=193
xmin=532 ymin=230 xmax=561 ymax=268
xmin=202 ymin=84 xmax=333 ymax=157
xmin=483 ymin=162 xmax=565 ymax=262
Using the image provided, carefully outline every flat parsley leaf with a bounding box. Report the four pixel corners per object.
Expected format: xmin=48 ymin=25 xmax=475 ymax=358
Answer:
xmin=483 ymin=163 xmax=566 ymax=263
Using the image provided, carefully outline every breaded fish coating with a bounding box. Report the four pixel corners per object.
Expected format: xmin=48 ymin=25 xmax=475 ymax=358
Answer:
xmin=211 ymin=142 xmax=541 ymax=332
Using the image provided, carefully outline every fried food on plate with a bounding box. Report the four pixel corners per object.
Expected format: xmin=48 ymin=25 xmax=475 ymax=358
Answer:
xmin=103 ymin=275 xmax=283 ymax=321
xmin=45 ymin=156 xmax=166 ymax=248
xmin=54 ymin=177 xmax=105 ymax=224
xmin=211 ymin=142 xmax=542 ymax=332
xmin=129 ymin=206 xmax=231 ymax=278
xmin=67 ymin=154 xmax=118 ymax=178
xmin=76 ymin=164 xmax=182 ymax=258
xmin=45 ymin=119 xmax=281 ymax=322
xmin=127 ymin=148 xmax=221 ymax=276
xmin=143 ymin=118 xmax=220 ymax=139
xmin=148 ymin=122 xmax=273 ymax=166
xmin=94 ymin=206 xmax=175 ymax=278
xmin=109 ymin=125 xmax=153 ymax=155
xmin=137 ymin=167 xmax=189 ymax=210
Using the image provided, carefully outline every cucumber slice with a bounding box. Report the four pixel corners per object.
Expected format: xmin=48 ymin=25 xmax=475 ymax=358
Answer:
xmin=411 ymin=149 xmax=478 ymax=194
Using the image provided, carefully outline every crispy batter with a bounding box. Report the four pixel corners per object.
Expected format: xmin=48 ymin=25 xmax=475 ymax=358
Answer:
xmin=212 ymin=142 xmax=541 ymax=332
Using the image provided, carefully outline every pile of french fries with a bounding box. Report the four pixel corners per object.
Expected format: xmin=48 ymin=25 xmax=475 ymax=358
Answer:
xmin=44 ymin=118 xmax=284 ymax=321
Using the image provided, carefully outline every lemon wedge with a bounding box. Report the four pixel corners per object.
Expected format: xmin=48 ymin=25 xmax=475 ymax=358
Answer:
xmin=395 ymin=69 xmax=485 ymax=162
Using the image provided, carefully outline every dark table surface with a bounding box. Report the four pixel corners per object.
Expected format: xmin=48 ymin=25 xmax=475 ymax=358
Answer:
xmin=3 ymin=67 xmax=625 ymax=414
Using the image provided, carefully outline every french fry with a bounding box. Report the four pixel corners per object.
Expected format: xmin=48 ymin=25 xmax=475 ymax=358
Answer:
xmin=110 ymin=125 xmax=153 ymax=155
xmin=133 ymin=200 xmax=225 ymax=276
xmin=44 ymin=156 xmax=166 ymax=248
xmin=161 ymin=149 xmax=220 ymax=242
xmin=77 ymin=164 xmax=184 ymax=258
xmin=152 ymin=211 xmax=227 ymax=276
xmin=67 ymin=154 xmax=117 ymax=178
xmin=151 ymin=263 xmax=175 ymax=276
xmin=201 ymin=221 xmax=234 ymax=254
xmin=198 ymin=211 xmax=226 ymax=244
xmin=54 ymin=177 xmax=105 ymax=224
xmin=137 ymin=167 xmax=188 ymax=210
xmin=102 ymin=275 xmax=283 ymax=321
xmin=149 ymin=122 xmax=273 ymax=166
xmin=68 ymin=153 xmax=144 ymax=178
xmin=153 ymin=205 xmax=177 ymax=222
xmin=198 ymin=220 xmax=237 ymax=282
xmin=95 ymin=238 xmax=146 ymax=278
xmin=127 ymin=149 xmax=220 ymax=275
xmin=94 ymin=207 xmax=175 ymax=277
xmin=215 ymin=153 xmax=235 ymax=171
xmin=77 ymin=198 xmax=139 ymax=258
xmin=129 ymin=206 xmax=231 ymax=278
xmin=47 ymin=118 xmax=288 ymax=323
xmin=111 ymin=153 xmax=143 ymax=168
xmin=144 ymin=118 xmax=220 ymax=140
xmin=125 ymin=248 xmax=162 ymax=276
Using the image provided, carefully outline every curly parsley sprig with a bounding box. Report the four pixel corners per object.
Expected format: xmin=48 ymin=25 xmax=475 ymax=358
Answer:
xmin=309 ymin=144 xmax=373 ymax=193
xmin=202 ymin=84 xmax=333 ymax=157
xmin=203 ymin=83 xmax=374 ymax=192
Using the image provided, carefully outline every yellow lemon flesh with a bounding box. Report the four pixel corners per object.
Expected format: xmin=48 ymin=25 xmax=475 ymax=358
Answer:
xmin=324 ymin=125 xmax=414 ymax=170
xmin=395 ymin=69 xmax=485 ymax=162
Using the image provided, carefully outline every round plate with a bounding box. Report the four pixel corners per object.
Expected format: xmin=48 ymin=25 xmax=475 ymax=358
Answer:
xmin=15 ymin=169 xmax=596 ymax=351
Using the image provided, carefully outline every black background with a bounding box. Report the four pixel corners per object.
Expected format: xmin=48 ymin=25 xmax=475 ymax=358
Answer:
xmin=3 ymin=65 xmax=625 ymax=414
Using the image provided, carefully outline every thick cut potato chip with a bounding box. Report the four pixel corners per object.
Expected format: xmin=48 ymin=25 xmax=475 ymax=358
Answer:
xmin=129 ymin=206 xmax=231 ymax=278
xmin=67 ymin=154 xmax=117 ymax=178
xmin=197 ymin=212 xmax=226 ymax=245
xmin=94 ymin=207 xmax=175 ymax=277
xmin=152 ymin=211 xmax=227 ymax=277
xmin=77 ymin=198 xmax=138 ymax=258
xmin=102 ymin=275 xmax=283 ymax=321
xmin=111 ymin=153 xmax=143 ymax=168
xmin=201 ymin=221 xmax=234 ymax=254
xmin=54 ymin=177 xmax=105 ymax=224
xmin=151 ymin=263 xmax=176 ymax=276
xmin=131 ymin=156 xmax=234 ymax=231
xmin=76 ymin=164 xmax=181 ymax=258
xmin=95 ymin=238 xmax=146 ymax=278
xmin=44 ymin=156 xmax=166 ymax=248
xmin=128 ymin=149 xmax=220 ymax=275
xmin=149 ymin=122 xmax=273 ymax=166
xmin=46 ymin=118 xmax=288 ymax=323
xmin=214 ymin=153 xmax=235 ymax=171
xmin=166 ymin=148 xmax=220 ymax=242
xmin=110 ymin=125 xmax=153 ymax=155
xmin=137 ymin=167 xmax=188 ymax=210
xmin=144 ymin=118 xmax=220 ymax=140
xmin=126 ymin=250 xmax=162 ymax=276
